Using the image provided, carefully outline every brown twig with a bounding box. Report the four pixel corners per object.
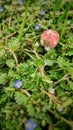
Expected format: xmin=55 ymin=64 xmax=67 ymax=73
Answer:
xmin=20 ymin=89 xmax=31 ymax=97
xmin=2 ymin=46 xmax=18 ymax=66
xmin=41 ymin=89 xmax=62 ymax=105
xmin=54 ymin=73 xmax=69 ymax=86
xmin=49 ymin=109 xmax=73 ymax=129
xmin=8 ymin=16 xmax=11 ymax=27
xmin=7 ymin=31 xmax=18 ymax=38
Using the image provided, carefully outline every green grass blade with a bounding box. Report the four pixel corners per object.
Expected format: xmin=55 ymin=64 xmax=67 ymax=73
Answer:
xmin=61 ymin=3 xmax=70 ymax=39
xmin=52 ymin=0 xmax=62 ymax=24
xmin=18 ymin=0 xmax=30 ymax=42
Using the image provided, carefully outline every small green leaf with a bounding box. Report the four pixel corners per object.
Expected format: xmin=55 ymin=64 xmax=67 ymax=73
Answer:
xmin=8 ymin=70 xmax=20 ymax=79
xmin=68 ymin=81 xmax=73 ymax=90
xmin=45 ymin=113 xmax=52 ymax=123
xmin=34 ymin=58 xmax=44 ymax=67
xmin=6 ymin=59 xmax=15 ymax=68
xmin=41 ymin=119 xmax=46 ymax=127
xmin=15 ymin=92 xmax=29 ymax=105
xmin=16 ymin=63 xmax=28 ymax=73
xmin=7 ymin=39 xmax=20 ymax=51
xmin=0 ymin=73 xmax=8 ymax=84
xmin=44 ymin=59 xmax=54 ymax=66
xmin=57 ymin=56 xmax=69 ymax=68
xmin=27 ymin=103 xmax=35 ymax=116
xmin=0 ymin=49 xmax=5 ymax=57
xmin=44 ymin=49 xmax=56 ymax=58
xmin=68 ymin=67 xmax=73 ymax=79
xmin=62 ymin=98 xmax=73 ymax=108
xmin=66 ymin=49 xmax=73 ymax=56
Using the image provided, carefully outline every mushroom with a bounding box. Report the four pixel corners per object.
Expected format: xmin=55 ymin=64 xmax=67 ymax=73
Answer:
xmin=40 ymin=30 xmax=59 ymax=51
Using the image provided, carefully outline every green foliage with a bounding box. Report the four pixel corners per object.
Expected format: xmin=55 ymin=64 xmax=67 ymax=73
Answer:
xmin=0 ymin=0 xmax=73 ymax=130
xmin=15 ymin=91 xmax=29 ymax=105
xmin=6 ymin=59 xmax=15 ymax=68
xmin=34 ymin=58 xmax=44 ymax=67
xmin=7 ymin=39 xmax=20 ymax=51
xmin=0 ymin=73 xmax=8 ymax=84
xmin=0 ymin=49 xmax=5 ymax=57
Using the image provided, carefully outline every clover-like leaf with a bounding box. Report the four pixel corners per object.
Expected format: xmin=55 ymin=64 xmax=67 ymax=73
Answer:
xmin=6 ymin=59 xmax=15 ymax=68
xmin=15 ymin=92 xmax=29 ymax=106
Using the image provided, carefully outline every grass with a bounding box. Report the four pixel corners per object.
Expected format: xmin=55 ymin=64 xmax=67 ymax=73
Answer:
xmin=0 ymin=0 xmax=73 ymax=130
xmin=18 ymin=0 xmax=30 ymax=42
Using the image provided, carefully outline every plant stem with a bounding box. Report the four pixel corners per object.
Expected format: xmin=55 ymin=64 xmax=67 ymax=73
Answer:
xmin=41 ymin=89 xmax=62 ymax=105
xmin=49 ymin=109 xmax=73 ymax=128
xmin=54 ymin=73 xmax=69 ymax=86
xmin=18 ymin=0 xmax=30 ymax=42
xmin=3 ymin=46 xmax=18 ymax=66
xmin=20 ymin=89 xmax=31 ymax=97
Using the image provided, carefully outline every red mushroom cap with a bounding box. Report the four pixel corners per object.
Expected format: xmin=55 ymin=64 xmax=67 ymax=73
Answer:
xmin=40 ymin=30 xmax=59 ymax=50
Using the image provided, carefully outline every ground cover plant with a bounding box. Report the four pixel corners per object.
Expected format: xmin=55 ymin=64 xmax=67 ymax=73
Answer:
xmin=0 ymin=0 xmax=73 ymax=130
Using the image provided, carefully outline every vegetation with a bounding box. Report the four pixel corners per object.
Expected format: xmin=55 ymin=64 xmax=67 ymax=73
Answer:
xmin=0 ymin=0 xmax=73 ymax=130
